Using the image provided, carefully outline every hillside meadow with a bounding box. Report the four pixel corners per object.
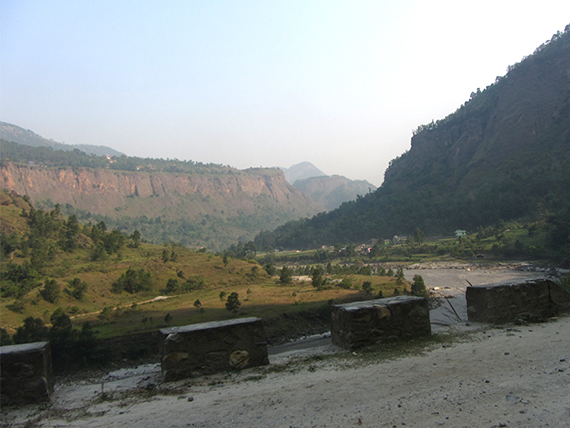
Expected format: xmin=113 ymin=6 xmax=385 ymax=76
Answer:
xmin=1 ymin=240 xmax=403 ymax=339
xmin=0 ymin=190 xmax=404 ymax=342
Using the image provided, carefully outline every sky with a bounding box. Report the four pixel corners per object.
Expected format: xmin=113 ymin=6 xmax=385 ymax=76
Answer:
xmin=1 ymin=1 xmax=569 ymax=186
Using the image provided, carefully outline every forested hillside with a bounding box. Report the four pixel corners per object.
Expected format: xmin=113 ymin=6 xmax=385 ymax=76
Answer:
xmin=0 ymin=142 xmax=325 ymax=250
xmin=254 ymin=25 xmax=570 ymax=251
xmin=293 ymin=175 xmax=376 ymax=210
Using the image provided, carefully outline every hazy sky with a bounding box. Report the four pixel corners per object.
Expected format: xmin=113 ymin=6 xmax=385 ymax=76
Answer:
xmin=1 ymin=1 xmax=569 ymax=186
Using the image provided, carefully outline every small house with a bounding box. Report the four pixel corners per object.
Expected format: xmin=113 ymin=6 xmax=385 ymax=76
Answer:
xmin=393 ymin=235 xmax=408 ymax=244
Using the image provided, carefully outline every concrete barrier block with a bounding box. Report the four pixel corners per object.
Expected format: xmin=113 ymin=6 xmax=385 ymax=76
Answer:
xmin=159 ymin=317 xmax=269 ymax=381
xmin=0 ymin=341 xmax=53 ymax=405
xmin=466 ymin=277 xmax=569 ymax=324
xmin=331 ymin=296 xmax=431 ymax=350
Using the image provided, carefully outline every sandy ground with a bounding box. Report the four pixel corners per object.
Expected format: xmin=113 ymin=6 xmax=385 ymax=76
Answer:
xmin=2 ymin=266 xmax=569 ymax=428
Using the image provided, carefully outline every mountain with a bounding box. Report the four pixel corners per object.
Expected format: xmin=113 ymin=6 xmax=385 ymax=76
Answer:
xmin=0 ymin=141 xmax=325 ymax=251
xmin=293 ymin=175 xmax=376 ymax=210
xmin=254 ymin=25 xmax=570 ymax=250
xmin=280 ymin=162 xmax=377 ymax=210
xmin=280 ymin=162 xmax=326 ymax=183
xmin=0 ymin=122 xmax=124 ymax=157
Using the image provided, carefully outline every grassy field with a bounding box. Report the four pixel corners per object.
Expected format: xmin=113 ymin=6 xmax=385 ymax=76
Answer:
xmin=1 ymin=236 xmax=405 ymax=339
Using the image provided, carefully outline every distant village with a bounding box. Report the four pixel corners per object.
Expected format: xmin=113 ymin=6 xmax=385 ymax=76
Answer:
xmin=314 ymin=229 xmax=469 ymax=256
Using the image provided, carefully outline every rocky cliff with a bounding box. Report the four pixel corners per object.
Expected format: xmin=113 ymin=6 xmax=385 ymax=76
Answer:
xmin=0 ymin=162 xmax=325 ymax=250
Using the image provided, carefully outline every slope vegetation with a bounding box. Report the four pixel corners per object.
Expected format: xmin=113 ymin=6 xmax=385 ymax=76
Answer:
xmin=293 ymin=175 xmax=376 ymax=210
xmin=254 ymin=25 xmax=570 ymax=249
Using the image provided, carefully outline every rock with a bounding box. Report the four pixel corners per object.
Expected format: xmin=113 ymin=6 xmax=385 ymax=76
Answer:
xmin=159 ymin=317 xmax=269 ymax=381
xmin=466 ymin=277 xmax=570 ymax=324
xmin=331 ymin=296 xmax=431 ymax=350
xmin=0 ymin=341 xmax=53 ymax=405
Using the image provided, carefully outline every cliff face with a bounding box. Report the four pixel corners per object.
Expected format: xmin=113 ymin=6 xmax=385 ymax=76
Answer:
xmin=0 ymin=162 xmax=325 ymax=249
xmin=384 ymin=30 xmax=570 ymax=193
xmin=1 ymin=163 xmax=313 ymax=214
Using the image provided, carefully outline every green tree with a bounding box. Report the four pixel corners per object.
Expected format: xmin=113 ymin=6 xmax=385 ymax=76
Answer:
xmin=13 ymin=317 xmax=49 ymax=344
xmin=0 ymin=231 xmax=19 ymax=259
xmin=193 ymin=299 xmax=202 ymax=310
xmin=112 ymin=267 xmax=153 ymax=294
xmin=219 ymin=291 xmax=226 ymax=301
xmin=90 ymin=242 xmax=108 ymax=261
xmin=166 ymin=278 xmax=179 ymax=293
xmin=98 ymin=306 xmax=113 ymax=320
xmin=42 ymin=278 xmax=60 ymax=303
xmin=90 ymin=221 xmax=107 ymax=243
xmin=183 ymin=275 xmax=205 ymax=291
xmin=225 ymin=292 xmax=241 ymax=315
xmin=279 ymin=266 xmax=293 ymax=285
xmin=60 ymin=215 xmax=79 ymax=252
xmin=164 ymin=313 xmax=173 ymax=324
xmin=244 ymin=241 xmax=257 ymax=258
xmin=264 ymin=263 xmax=277 ymax=276
xmin=130 ymin=230 xmax=142 ymax=248
xmin=412 ymin=228 xmax=425 ymax=245
xmin=312 ymin=266 xmax=324 ymax=288
xmin=67 ymin=277 xmax=88 ymax=300
xmin=162 ymin=249 xmax=170 ymax=263
xmin=0 ymin=327 xmax=12 ymax=346
xmin=103 ymin=229 xmax=124 ymax=254
xmin=411 ymin=274 xmax=427 ymax=296
xmin=362 ymin=281 xmax=373 ymax=294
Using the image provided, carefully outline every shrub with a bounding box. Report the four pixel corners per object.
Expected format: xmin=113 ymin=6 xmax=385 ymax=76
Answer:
xmin=41 ymin=278 xmax=60 ymax=303
xmin=67 ymin=277 xmax=88 ymax=300
xmin=112 ymin=267 xmax=153 ymax=293
xmin=337 ymin=278 xmax=352 ymax=289
xmin=183 ymin=275 xmax=205 ymax=291
xmin=165 ymin=278 xmax=179 ymax=293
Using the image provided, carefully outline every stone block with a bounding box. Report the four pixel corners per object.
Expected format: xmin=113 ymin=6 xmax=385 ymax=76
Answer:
xmin=0 ymin=341 xmax=53 ymax=405
xmin=550 ymin=278 xmax=570 ymax=315
xmin=159 ymin=317 xmax=269 ymax=382
xmin=331 ymin=296 xmax=431 ymax=350
xmin=466 ymin=277 xmax=570 ymax=324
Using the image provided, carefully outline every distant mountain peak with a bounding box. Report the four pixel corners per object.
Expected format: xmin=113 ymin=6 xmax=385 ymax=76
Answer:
xmin=279 ymin=162 xmax=326 ymax=184
xmin=0 ymin=121 xmax=124 ymax=157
